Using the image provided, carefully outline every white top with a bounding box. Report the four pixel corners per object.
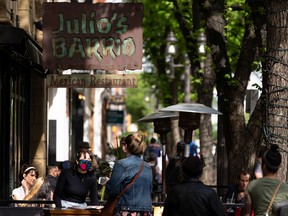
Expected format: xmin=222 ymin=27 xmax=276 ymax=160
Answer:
xmin=12 ymin=186 xmax=26 ymax=200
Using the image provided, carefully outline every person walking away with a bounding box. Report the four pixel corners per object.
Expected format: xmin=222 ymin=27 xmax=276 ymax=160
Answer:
xmin=105 ymin=133 xmax=153 ymax=215
xmin=144 ymin=138 xmax=161 ymax=164
xmin=163 ymin=155 xmax=226 ymax=216
xmin=244 ymin=144 xmax=288 ymax=216
xmin=165 ymin=141 xmax=185 ymax=191
xmin=53 ymin=148 xmax=98 ymax=208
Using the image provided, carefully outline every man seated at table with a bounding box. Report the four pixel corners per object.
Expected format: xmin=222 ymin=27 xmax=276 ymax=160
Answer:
xmin=226 ymin=171 xmax=250 ymax=203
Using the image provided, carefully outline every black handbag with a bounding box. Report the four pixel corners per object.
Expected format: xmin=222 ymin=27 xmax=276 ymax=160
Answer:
xmin=272 ymin=199 xmax=288 ymax=216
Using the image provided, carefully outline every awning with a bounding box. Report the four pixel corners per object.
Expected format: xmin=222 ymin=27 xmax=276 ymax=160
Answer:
xmin=0 ymin=24 xmax=46 ymax=75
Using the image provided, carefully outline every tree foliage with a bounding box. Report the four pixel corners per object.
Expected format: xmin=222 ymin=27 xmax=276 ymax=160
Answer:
xmin=125 ymin=73 xmax=153 ymax=131
xmin=137 ymin=0 xmax=271 ymax=184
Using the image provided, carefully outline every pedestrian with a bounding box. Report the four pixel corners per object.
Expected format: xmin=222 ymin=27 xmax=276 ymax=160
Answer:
xmin=105 ymin=132 xmax=153 ymax=215
xmin=12 ymin=164 xmax=38 ymax=201
xmin=143 ymin=137 xmax=162 ymax=201
xmin=53 ymin=148 xmax=98 ymax=208
xmin=143 ymin=138 xmax=161 ymax=165
xmin=165 ymin=141 xmax=185 ymax=191
xmin=163 ymin=155 xmax=226 ymax=216
xmin=244 ymin=144 xmax=288 ymax=216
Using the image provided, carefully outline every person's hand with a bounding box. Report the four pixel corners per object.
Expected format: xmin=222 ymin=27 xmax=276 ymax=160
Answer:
xmin=21 ymin=179 xmax=30 ymax=195
xmin=98 ymin=177 xmax=109 ymax=185
xmin=237 ymin=192 xmax=245 ymax=201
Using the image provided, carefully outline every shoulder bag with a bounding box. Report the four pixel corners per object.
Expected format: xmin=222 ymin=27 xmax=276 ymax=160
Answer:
xmin=100 ymin=161 xmax=145 ymax=216
xmin=264 ymin=181 xmax=283 ymax=216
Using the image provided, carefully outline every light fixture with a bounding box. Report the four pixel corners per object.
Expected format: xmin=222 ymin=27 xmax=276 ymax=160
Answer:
xmin=198 ymin=32 xmax=206 ymax=54
xmin=166 ymin=31 xmax=177 ymax=56
xmin=160 ymin=103 xmax=222 ymax=157
xmin=78 ymin=93 xmax=86 ymax=100
xmin=166 ymin=31 xmax=177 ymax=43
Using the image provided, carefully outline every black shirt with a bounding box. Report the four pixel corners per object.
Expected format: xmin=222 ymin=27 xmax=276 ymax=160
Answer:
xmin=46 ymin=174 xmax=58 ymax=192
xmin=226 ymin=184 xmax=243 ymax=203
xmin=53 ymin=168 xmax=98 ymax=208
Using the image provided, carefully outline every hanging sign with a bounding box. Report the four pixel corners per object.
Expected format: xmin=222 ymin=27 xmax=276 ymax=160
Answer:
xmin=43 ymin=3 xmax=144 ymax=70
xmin=107 ymin=110 xmax=124 ymax=124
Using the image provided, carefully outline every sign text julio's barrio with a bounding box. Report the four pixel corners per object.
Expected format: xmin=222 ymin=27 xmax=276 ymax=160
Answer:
xmin=43 ymin=3 xmax=144 ymax=70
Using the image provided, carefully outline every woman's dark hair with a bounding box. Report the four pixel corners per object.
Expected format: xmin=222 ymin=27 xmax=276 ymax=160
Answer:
xmin=18 ymin=164 xmax=38 ymax=186
xmin=262 ymin=144 xmax=282 ymax=173
xmin=72 ymin=149 xmax=95 ymax=175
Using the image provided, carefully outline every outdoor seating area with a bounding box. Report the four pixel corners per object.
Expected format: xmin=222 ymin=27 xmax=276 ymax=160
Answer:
xmin=0 ymin=199 xmax=244 ymax=216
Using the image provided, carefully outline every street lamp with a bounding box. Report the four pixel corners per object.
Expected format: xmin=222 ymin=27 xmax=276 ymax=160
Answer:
xmin=166 ymin=31 xmax=191 ymax=102
xmin=138 ymin=111 xmax=179 ymax=201
xmin=166 ymin=31 xmax=177 ymax=79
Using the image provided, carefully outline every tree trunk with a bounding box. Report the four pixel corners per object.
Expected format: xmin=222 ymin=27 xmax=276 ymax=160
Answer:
xmin=198 ymin=53 xmax=217 ymax=185
xmin=265 ymin=0 xmax=288 ymax=181
xmin=203 ymin=0 xmax=264 ymax=183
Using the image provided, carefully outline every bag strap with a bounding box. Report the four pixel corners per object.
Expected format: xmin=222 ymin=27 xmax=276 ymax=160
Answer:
xmin=117 ymin=161 xmax=145 ymax=198
xmin=266 ymin=181 xmax=283 ymax=214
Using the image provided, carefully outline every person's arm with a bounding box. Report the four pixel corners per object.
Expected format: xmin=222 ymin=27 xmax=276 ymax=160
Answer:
xmin=89 ymin=175 xmax=98 ymax=205
xmin=243 ymin=191 xmax=252 ymax=216
xmin=254 ymin=160 xmax=263 ymax=179
xmin=105 ymin=162 xmax=126 ymax=197
xmin=53 ymin=170 xmax=68 ymax=208
xmin=12 ymin=193 xmax=21 ymax=201
xmin=254 ymin=172 xmax=263 ymax=179
xmin=12 ymin=187 xmax=25 ymax=201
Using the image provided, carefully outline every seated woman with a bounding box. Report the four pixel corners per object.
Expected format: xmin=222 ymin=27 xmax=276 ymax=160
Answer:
xmin=53 ymin=148 xmax=98 ymax=208
xmin=20 ymin=177 xmax=53 ymax=207
xmin=12 ymin=164 xmax=38 ymax=201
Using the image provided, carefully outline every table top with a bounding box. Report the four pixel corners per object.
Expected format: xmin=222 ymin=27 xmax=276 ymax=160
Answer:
xmin=222 ymin=203 xmax=244 ymax=207
xmin=43 ymin=208 xmax=101 ymax=215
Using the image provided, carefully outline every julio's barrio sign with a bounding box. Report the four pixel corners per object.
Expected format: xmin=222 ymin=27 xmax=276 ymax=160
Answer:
xmin=43 ymin=3 xmax=144 ymax=70
xmin=46 ymin=74 xmax=137 ymax=88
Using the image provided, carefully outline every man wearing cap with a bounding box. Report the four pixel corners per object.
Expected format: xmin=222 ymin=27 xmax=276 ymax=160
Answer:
xmin=163 ymin=155 xmax=226 ymax=216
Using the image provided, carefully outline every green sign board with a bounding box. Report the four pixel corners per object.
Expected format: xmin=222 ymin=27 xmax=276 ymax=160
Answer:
xmin=107 ymin=110 xmax=124 ymax=124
